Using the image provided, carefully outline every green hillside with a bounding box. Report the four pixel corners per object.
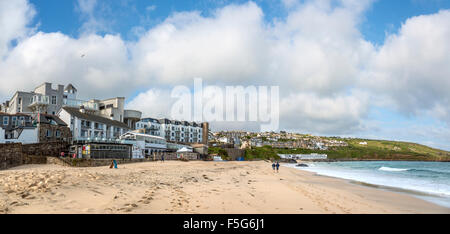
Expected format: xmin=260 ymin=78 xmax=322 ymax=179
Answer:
xmin=254 ymin=139 xmax=450 ymax=161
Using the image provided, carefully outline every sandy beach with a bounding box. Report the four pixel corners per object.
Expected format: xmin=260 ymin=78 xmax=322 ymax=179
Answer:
xmin=0 ymin=160 xmax=448 ymax=214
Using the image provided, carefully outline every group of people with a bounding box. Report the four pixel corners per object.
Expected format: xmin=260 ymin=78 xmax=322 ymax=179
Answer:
xmin=272 ymin=161 xmax=280 ymax=172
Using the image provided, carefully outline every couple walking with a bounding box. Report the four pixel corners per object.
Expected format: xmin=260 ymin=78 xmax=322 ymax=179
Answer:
xmin=272 ymin=161 xmax=280 ymax=173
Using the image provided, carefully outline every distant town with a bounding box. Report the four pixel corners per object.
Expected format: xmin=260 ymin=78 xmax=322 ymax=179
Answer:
xmin=210 ymin=131 xmax=348 ymax=150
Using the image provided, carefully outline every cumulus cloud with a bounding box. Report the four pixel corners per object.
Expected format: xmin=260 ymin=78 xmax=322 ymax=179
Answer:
xmin=1 ymin=0 xmax=450 ymax=140
xmin=0 ymin=0 xmax=36 ymax=58
xmin=131 ymin=2 xmax=269 ymax=86
xmin=366 ymin=10 xmax=450 ymax=122
xmin=0 ymin=32 xmax=133 ymax=99
xmin=280 ymin=92 xmax=370 ymax=134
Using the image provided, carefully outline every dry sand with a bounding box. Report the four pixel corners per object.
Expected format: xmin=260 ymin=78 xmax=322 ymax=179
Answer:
xmin=0 ymin=161 xmax=448 ymax=214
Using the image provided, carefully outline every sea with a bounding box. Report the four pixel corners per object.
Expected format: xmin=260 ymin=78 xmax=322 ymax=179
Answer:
xmin=285 ymin=161 xmax=450 ymax=208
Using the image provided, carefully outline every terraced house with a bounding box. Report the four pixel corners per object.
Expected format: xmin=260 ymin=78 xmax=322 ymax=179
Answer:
xmin=136 ymin=118 xmax=206 ymax=144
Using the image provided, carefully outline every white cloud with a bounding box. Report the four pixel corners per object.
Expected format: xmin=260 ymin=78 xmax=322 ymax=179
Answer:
xmin=1 ymin=0 xmax=450 ymax=144
xmin=279 ymin=92 xmax=370 ymax=134
xmin=0 ymin=0 xmax=36 ymax=58
xmin=131 ymin=2 xmax=269 ymax=86
xmin=366 ymin=10 xmax=450 ymax=122
xmin=0 ymin=32 xmax=133 ymax=99
xmin=126 ymin=88 xmax=175 ymax=118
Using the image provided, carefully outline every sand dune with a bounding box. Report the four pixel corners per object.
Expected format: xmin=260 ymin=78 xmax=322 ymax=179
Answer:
xmin=0 ymin=161 xmax=448 ymax=214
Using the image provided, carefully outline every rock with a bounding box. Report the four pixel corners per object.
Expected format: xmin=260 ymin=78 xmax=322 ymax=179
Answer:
xmin=296 ymin=163 xmax=309 ymax=167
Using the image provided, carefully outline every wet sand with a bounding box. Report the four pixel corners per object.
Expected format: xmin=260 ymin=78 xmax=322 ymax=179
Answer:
xmin=0 ymin=161 xmax=448 ymax=214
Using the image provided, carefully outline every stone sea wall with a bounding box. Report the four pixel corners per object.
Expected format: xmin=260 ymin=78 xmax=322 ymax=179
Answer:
xmin=0 ymin=142 xmax=69 ymax=170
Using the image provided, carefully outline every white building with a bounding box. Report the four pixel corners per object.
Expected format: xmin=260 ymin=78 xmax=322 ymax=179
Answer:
xmin=136 ymin=118 xmax=203 ymax=144
xmin=0 ymin=112 xmax=38 ymax=144
xmin=2 ymin=82 xmax=141 ymax=130
xmin=278 ymin=153 xmax=328 ymax=160
xmin=58 ymin=106 xmax=130 ymax=142
xmin=119 ymin=132 xmax=167 ymax=158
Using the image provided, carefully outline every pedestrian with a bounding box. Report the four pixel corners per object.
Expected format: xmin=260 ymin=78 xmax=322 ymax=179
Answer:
xmin=161 ymin=154 xmax=165 ymax=163
xmin=276 ymin=161 xmax=280 ymax=173
xmin=272 ymin=161 xmax=276 ymax=171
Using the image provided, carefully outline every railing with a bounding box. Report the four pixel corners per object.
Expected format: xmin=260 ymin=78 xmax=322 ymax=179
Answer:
xmin=124 ymin=110 xmax=142 ymax=119
xmin=29 ymin=95 xmax=49 ymax=106
xmin=63 ymin=99 xmax=99 ymax=110
xmin=73 ymin=137 xmax=123 ymax=144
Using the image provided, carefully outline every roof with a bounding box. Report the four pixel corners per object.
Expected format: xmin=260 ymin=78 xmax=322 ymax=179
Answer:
xmin=61 ymin=106 xmax=130 ymax=129
xmin=122 ymin=131 xmax=166 ymax=141
xmin=0 ymin=112 xmax=32 ymax=117
xmin=64 ymin=83 xmax=77 ymax=92
xmin=141 ymin=117 xmax=160 ymax=124
xmin=36 ymin=114 xmax=67 ymax=126
xmin=177 ymin=147 xmax=193 ymax=153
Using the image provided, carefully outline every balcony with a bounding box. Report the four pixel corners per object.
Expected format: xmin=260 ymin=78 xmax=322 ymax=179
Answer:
xmin=64 ymin=99 xmax=99 ymax=110
xmin=28 ymin=95 xmax=49 ymax=108
xmin=124 ymin=109 xmax=142 ymax=120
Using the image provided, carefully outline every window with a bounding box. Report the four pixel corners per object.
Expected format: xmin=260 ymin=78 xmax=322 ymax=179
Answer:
xmin=52 ymin=96 xmax=57 ymax=105
xmin=18 ymin=98 xmax=22 ymax=104
xmin=55 ymin=130 xmax=61 ymax=138
xmin=12 ymin=117 xmax=17 ymax=126
xmin=2 ymin=116 xmax=8 ymax=125
xmin=19 ymin=116 xmax=24 ymax=126
xmin=46 ymin=130 xmax=52 ymax=137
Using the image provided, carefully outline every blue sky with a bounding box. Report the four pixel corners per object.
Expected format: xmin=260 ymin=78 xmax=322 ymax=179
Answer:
xmin=1 ymin=0 xmax=450 ymax=150
xmin=29 ymin=0 xmax=450 ymax=44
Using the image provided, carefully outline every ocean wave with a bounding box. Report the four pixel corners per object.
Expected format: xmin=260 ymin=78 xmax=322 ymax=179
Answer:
xmin=379 ymin=166 xmax=409 ymax=172
xmin=409 ymin=169 xmax=450 ymax=176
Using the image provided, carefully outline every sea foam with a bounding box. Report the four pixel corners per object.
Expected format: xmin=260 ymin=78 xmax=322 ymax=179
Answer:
xmin=379 ymin=166 xmax=409 ymax=172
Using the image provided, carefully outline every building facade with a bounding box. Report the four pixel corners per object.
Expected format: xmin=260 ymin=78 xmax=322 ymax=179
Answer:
xmin=1 ymin=112 xmax=71 ymax=144
xmin=1 ymin=82 xmax=142 ymax=131
xmin=136 ymin=118 xmax=207 ymax=144
xmin=58 ymin=106 xmax=130 ymax=142
xmin=0 ymin=112 xmax=36 ymax=144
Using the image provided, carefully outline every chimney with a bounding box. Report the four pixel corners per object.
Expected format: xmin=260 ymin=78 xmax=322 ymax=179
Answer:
xmin=202 ymin=122 xmax=209 ymax=145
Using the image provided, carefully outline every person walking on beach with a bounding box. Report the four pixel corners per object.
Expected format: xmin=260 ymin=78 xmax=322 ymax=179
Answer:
xmin=272 ymin=162 xmax=276 ymax=171
xmin=276 ymin=161 xmax=280 ymax=173
xmin=161 ymin=154 xmax=165 ymax=163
